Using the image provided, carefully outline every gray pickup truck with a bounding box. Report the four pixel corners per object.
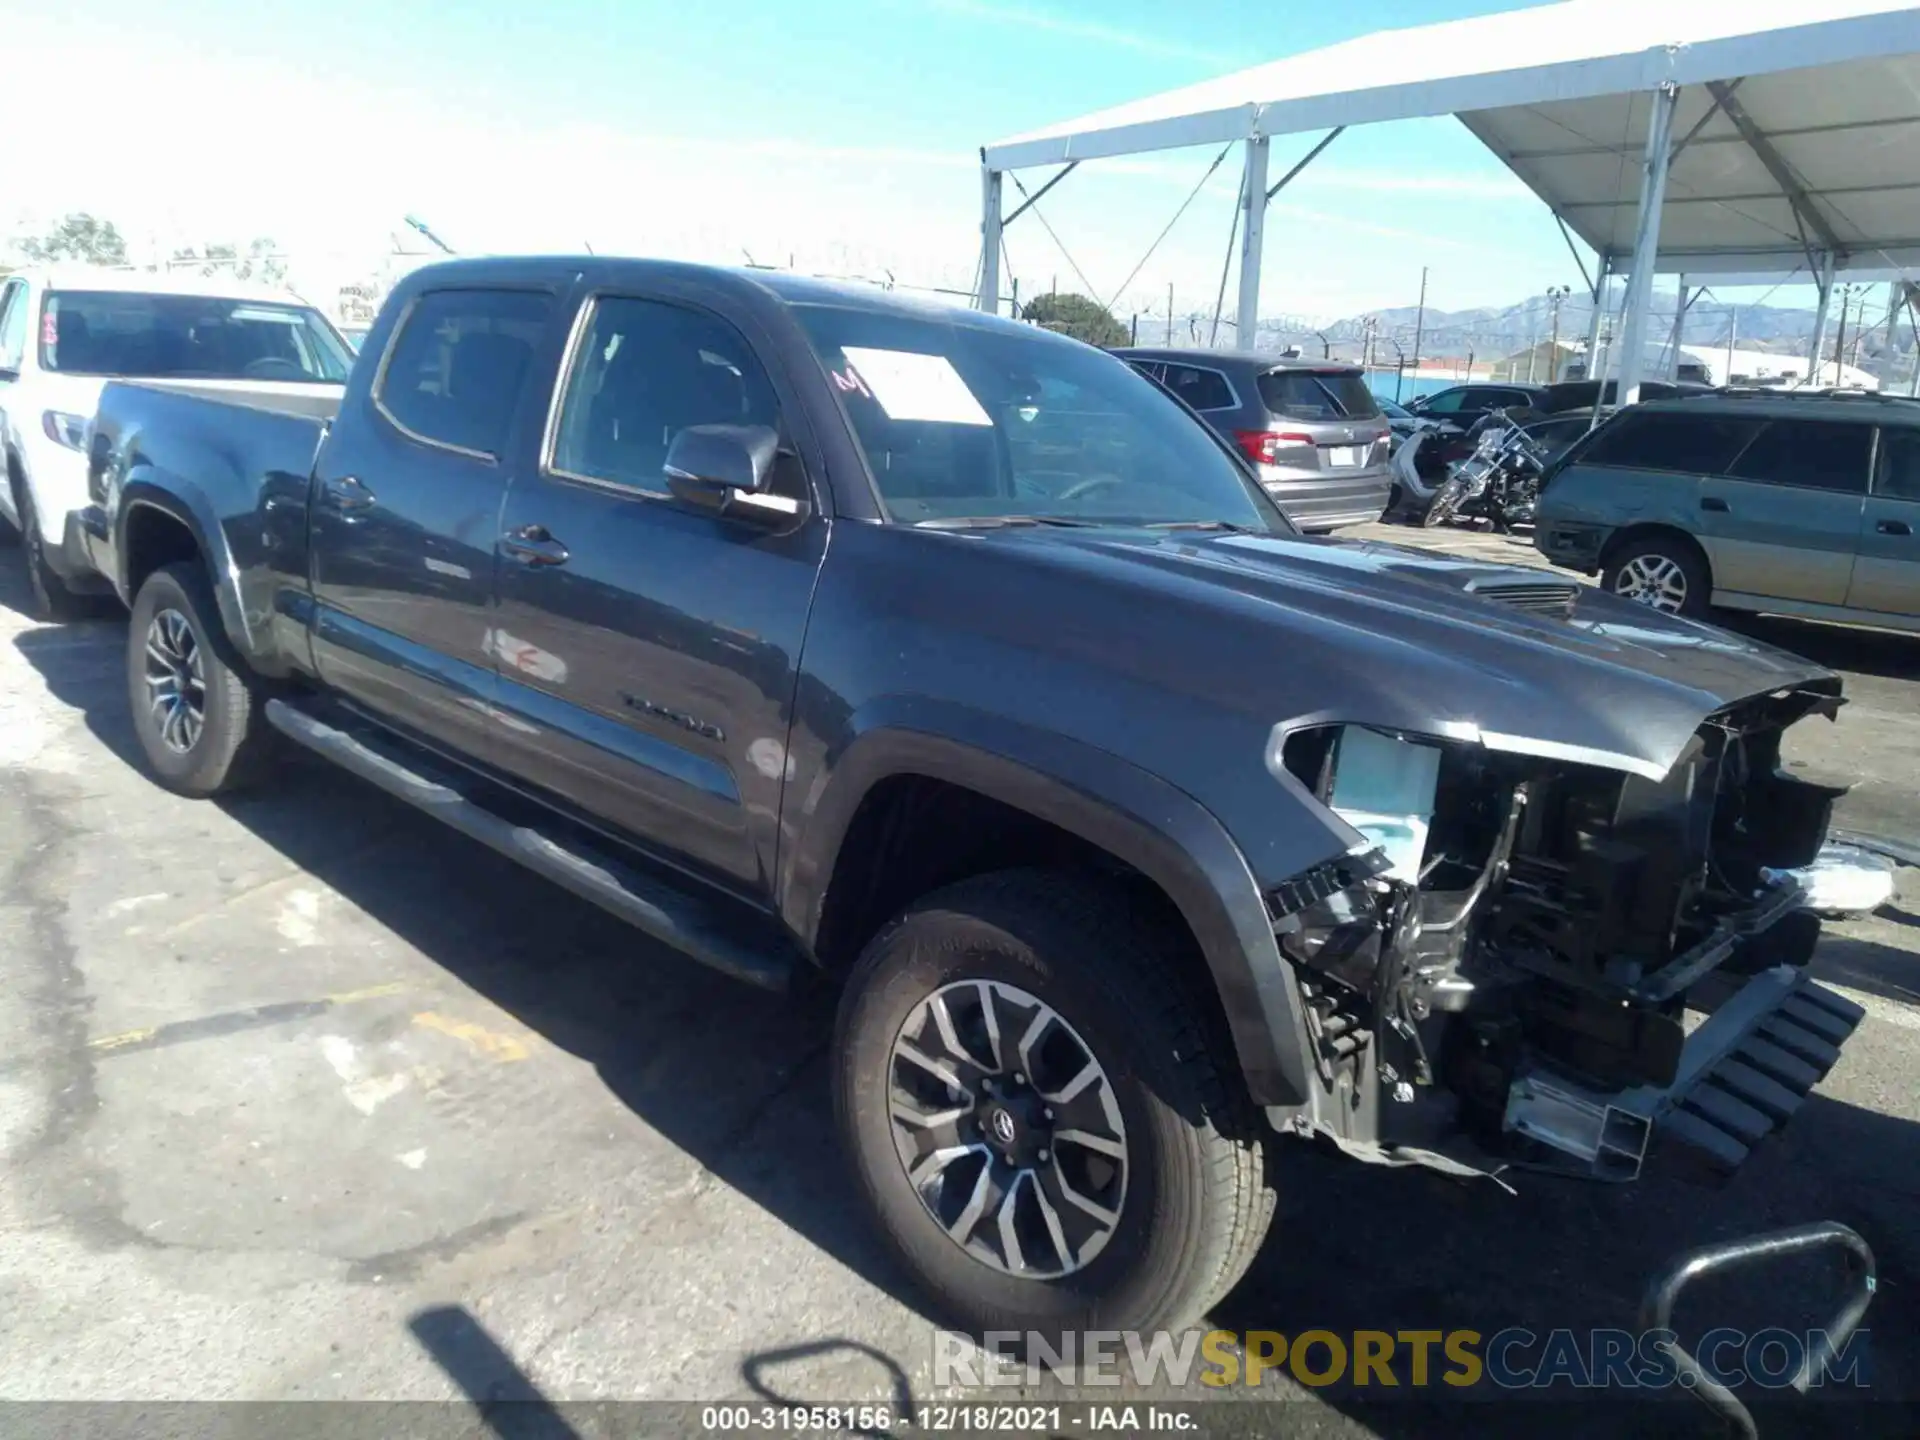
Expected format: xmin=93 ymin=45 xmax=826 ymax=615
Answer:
xmin=83 ymin=256 xmax=1863 ymax=1343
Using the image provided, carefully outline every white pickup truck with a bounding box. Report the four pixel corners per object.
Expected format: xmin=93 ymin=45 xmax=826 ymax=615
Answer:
xmin=0 ymin=267 xmax=354 ymax=617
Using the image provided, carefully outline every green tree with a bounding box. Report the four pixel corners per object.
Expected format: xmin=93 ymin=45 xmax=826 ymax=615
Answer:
xmin=1022 ymin=292 xmax=1129 ymax=348
xmin=19 ymin=213 xmax=129 ymax=266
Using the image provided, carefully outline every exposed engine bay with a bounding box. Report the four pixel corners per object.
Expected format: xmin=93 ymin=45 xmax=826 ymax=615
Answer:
xmin=1265 ymin=681 xmax=1866 ymax=1181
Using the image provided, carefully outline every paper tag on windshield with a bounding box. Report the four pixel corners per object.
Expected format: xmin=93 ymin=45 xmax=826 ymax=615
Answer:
xmin=841 ymin=347 xmax=992 ymax=426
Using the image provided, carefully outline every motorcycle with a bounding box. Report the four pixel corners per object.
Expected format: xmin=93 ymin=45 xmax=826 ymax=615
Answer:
xmin=1421 ymin=416 xmax=1548 ymax=533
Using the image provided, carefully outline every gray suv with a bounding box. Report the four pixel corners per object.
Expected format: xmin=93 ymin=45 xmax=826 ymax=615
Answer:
xmin=1115 ymin=347 xmax=1390 ymax=529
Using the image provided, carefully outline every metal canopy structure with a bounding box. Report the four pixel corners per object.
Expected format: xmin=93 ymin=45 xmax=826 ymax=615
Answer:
xmin=978 ymin=0 xmax=1920 ymax=403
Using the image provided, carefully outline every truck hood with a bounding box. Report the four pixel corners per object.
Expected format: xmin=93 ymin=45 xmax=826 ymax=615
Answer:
xmin=985 ymin=526 xmax=1840 ymax=781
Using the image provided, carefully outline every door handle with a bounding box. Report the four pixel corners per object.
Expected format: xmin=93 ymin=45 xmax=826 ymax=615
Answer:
xmin=321 ymin=475 xmax=377 ymax=511
xmin=501 ymin=524 xmax=570 ymax=566
xmin=1700 ymin=496 xmax=1729 ymax=513
xmin=1878 ymin=518 xmax=1913 ymax=537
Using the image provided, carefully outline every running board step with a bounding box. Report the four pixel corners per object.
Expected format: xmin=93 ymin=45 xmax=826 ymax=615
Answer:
xmin=264 ymin=699 xmax=796 ymax=991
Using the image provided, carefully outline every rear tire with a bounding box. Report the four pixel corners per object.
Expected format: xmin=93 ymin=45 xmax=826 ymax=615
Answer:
xmin=15 ymin=483 xmax=92 ymax=620
xmin=1601 ymin=534 xmax=1711 ymax=619
xmin=127 ymin=562 xmax=277 ymax=796
xmin=835 ymin=870 xmax=1272 ymax=1346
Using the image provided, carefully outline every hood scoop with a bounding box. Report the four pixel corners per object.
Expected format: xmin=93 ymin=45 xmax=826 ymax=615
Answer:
xmin=1463 ymin=575 xmax=1581 ymax=619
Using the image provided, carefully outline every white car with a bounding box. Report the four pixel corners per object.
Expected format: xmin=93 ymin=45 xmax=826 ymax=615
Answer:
xmin=0 ymin=268 xmax=354 ymax=618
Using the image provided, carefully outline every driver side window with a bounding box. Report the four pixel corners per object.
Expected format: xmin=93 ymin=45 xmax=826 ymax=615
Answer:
xmin=1421 ymin=389 xmax=1464 ymax=415
xmin=550 ymin=295 xmax=796 ymax=499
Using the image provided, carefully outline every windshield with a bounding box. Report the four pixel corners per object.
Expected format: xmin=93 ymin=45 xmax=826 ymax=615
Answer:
xmin=40 ymin=291 xmax=353 ymax=382
xmin=793 ymin=304 xmax=1288 ymax=531
xmin=1258 ymin=369 xmax=1382 ymax=422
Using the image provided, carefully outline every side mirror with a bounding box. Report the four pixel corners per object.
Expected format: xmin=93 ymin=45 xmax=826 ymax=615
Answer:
xmin=664 ymin=423 xmax=784 ymax=513
xmin=1406 ymin=396 xmax=1427 ymax=413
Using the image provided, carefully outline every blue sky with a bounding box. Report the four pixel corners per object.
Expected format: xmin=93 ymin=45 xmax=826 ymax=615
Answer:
xmin=4 ymin=0 xmax=1819 ymax=324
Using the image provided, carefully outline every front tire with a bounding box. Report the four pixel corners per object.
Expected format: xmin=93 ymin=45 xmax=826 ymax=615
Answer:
xmin=835 ymin=870 xmax=1272 ymax=1344
xmin=1423 ymin=477 xmax=1465 ymax=528
xmin=127 ymin=562 xmax=276 ymax=796
xmin=1601 ymin=534 xmax=1711 ymax=619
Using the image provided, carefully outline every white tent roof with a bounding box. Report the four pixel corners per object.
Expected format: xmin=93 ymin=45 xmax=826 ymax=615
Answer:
xmin=984 ymin=0 xmax=1920 ymax=279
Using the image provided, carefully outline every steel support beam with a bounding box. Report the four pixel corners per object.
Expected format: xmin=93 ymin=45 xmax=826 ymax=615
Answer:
xmin=1808 ymin=249 xmax=1836 ymax=378
xmin=1584 ymin=253 xmax=1613 ymax=382
xmin=1236 ymin=137 xmax=1270 ymax=345
xmin=1554 ymin=214 xmax=1595 ymax=297
xmin=1669 ymin=80 xmax=1738 ymax=163
xmin=978 ymin=166 xmax=1003 ymax=314
xmin=1001 ymin=162 xmax=1077 ymax=229
xmin=1706 ymin=80 xmax=1845 ymax=259
xmin=1266 ymin=128 xmax=1343 ymax=202
xmin=1615 ymin=83 xmax=1680 ymax=409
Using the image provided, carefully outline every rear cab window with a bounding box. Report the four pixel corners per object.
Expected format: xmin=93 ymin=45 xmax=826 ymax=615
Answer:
xmin=38 ymin=290 xmax=352 ymax=382
xmin=1259 ymin=370 xmax=1380 ymax=422
xmin=375 ymin=289 xmax=553 ymax=458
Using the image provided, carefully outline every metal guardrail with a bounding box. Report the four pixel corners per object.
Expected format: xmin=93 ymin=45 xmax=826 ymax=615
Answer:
xmin=1640 ymin=1221 xmax=1876 ymax=1438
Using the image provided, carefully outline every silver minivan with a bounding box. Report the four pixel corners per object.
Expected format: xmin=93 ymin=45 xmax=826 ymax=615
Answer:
xmin=1115 ymin=347 xmax=1391 ymax=530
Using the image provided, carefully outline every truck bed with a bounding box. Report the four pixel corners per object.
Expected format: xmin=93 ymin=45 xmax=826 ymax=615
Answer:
xmin=126 ymin=378 xmax=343 ymax=423
xmin=87 ymin=381 xmax=338 ymax=663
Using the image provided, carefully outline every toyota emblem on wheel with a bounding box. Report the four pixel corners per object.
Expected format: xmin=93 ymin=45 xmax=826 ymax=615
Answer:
xmin=989 ymin=1109 xmax=1016 ymax=1146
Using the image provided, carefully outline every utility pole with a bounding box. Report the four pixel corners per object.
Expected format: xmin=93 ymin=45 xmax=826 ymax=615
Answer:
xmin=1725 ymin=306 xmax=1738 ymax=384
xmin=1668 ymin=275 xmax=1688 ymax=381
xmin=1831 ymin=285 xmax=1854 ymax=388
xmin=1166 ymin=283 xmax=1174 ymax=346
xmin=1410 ymin=266 xmax=1429 ymax=380
xmin=1545 ymin=285 xmax=1570 ymax=383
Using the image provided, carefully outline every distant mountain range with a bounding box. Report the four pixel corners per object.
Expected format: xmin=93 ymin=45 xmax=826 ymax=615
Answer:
xmin=1247 ymin=290 xmax=1913 ymax=364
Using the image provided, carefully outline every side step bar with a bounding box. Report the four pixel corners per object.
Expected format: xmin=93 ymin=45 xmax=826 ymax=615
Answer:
xmin=264 ymin=699 xmax=797 ymax=991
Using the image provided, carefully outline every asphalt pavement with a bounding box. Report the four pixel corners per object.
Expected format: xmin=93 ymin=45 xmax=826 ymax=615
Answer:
xmin=1 ymin=525 xmax=1916 ymax=1439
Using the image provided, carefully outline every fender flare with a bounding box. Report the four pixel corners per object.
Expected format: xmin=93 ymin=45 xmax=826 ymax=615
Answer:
xmin=117 ymin=478 xmax=261 ymax=661
xmin=783 ymin=697 xmax=1313 ymax=1106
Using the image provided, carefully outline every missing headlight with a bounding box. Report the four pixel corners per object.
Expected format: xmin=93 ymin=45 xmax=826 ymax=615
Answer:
xmin=1326 ymin=727 xmax=1442 ymax=882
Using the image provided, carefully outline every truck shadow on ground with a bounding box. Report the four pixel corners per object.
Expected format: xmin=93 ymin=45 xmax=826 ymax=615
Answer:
xmin=7 ymin=559 xmax=1917 ymax=1440
xmin=1726 ymin=614 xmax=1920 ymax=685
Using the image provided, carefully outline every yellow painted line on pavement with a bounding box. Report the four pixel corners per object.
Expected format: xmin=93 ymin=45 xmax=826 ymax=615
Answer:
xmin=411 ymin=1011 xmax=533 ymax=1063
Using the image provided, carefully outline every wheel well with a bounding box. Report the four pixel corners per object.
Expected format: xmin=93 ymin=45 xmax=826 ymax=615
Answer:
xmin=1598 ymin=523 xmax=1710 ymax=581
xmin=814 ymin=774 xmax=1210 ymax=981
xmin=124 ymin=504 xmax=205 ymax=598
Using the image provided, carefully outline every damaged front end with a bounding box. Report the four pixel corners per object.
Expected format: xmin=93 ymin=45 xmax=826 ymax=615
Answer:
xmin=1262 ymin=681 xmax=1867 ymax=1182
